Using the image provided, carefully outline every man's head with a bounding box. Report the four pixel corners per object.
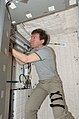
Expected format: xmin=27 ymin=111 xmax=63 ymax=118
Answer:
xmin=31 ymin=28 xmax=50 ymax=49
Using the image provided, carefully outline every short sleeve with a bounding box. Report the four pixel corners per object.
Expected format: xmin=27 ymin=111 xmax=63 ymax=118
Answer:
xmin=34 ymin=48 xmax=49 ymax=60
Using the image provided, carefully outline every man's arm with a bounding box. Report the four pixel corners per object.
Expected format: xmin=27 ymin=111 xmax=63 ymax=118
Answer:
xmin=12 ymin=48 xmax=41 ymax=64
xmin=15 ymin=58 xmax=25 ymax=65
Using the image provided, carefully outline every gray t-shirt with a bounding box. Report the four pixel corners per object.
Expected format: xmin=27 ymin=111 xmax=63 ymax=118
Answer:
xmin=33 ymin=46 xmax=58 ymax=80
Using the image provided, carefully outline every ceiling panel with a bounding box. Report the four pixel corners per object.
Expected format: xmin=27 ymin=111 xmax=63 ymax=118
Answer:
xmin=8 ymin=0 xmax=78 ymax=24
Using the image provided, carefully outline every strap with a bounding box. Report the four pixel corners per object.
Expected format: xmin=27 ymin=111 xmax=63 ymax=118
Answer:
xmin=50 ymin=104 xmax=65 ymax=109
xmin=50 ymin=91 xmax=62 ymax=98
xmin=51 ymin=97 xmax=63 ymax=102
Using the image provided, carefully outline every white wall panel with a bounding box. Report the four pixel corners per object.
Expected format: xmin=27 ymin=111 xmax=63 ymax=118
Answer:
xmin=13 ymin=89 xmax=32 ymax=119
xmin=49 ymin=32 xmax=79 ymax=119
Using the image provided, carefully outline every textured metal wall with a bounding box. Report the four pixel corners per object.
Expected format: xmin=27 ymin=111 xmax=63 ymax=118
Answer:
xmin=0 ymin=1 xmax=11 ymax=119
xmin=0 ymin=0 xmax=5 ymax=51
xmin=78 ymin=1 xmax=79 ymax=40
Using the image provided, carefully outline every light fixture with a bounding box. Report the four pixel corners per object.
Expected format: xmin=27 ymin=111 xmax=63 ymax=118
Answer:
xmin=9 ymin=2 xmax=16 ymax=9
xmin=69 ymin=0 xmax=76 ymax=5
xmin=12 ymin=21 xmax=16 ymax=24
xmin=20 ymin=0 xmax=29 ymax=3
xmin=26 ymin=13 xmax=32 ymax=19
xmin=15 ymin=1 xmax=19 ymax=3
xmin=5 ymin=0 xmax=8 ymax=3
xmin=48 ymin=6 xmax=55 ymax=12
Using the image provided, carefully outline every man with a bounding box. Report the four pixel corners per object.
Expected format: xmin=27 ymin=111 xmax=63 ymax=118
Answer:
xmin=12 ymin=29 xmax=74 ymax=119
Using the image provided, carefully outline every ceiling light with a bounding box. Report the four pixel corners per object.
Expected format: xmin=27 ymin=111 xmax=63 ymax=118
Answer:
xmin=9 ymin=2 xmax=16 ymax=9
xmin=48 ymin=6 xmax=55 ymax=12
xmin=12 ymin=21 xmax=16 ymax=24
xmin=5 ymin=0 xmax=8 ymax=3
xmin=26 ymin=13 xmax=32 ymax=19
xmin=69 ymin=0 xmax=76 ymax=5
xmin=20 ymin=0 xmax=29 ymax=3
xmin=15 ymin=1 xmax=19 ymax=3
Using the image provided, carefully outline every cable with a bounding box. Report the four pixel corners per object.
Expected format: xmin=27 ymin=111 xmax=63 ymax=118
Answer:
xmin=19 ymin=65 xmax=31 ymax=88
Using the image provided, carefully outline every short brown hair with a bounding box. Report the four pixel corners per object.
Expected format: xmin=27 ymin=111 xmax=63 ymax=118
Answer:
xmin=31 ymin=28 xmax=50 ymax=45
